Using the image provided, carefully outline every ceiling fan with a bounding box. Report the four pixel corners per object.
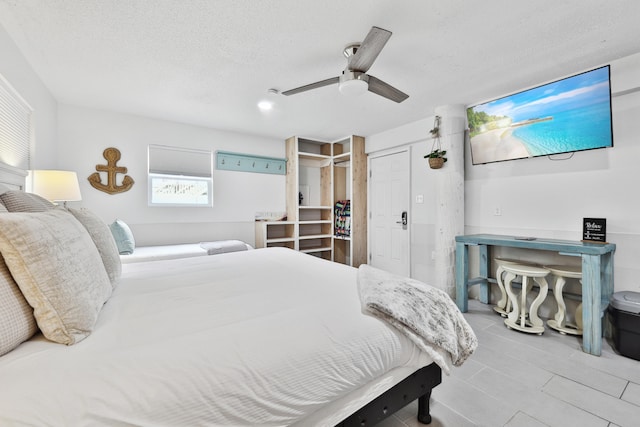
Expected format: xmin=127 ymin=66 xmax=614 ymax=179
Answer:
xmin=281 ymin=26 xmax=409 ymax=103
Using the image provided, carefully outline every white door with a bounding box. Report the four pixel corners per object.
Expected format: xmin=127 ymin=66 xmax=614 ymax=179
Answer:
xmin=369 ymin=149 xmax=410 ymax=276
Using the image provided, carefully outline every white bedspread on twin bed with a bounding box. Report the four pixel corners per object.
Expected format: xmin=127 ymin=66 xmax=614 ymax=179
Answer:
xmin=0 ymin=247 xmax=431 ymax=426
xmin=119 ymin=240 xmax=253 ymax=264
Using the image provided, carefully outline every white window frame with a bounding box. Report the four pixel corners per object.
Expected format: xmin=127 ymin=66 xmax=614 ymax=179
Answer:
xmin=148 ymin=144 xmax=213 ymax=207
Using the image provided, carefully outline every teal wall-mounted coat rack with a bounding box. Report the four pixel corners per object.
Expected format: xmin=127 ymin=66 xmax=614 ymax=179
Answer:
xmin=216 ymin=151 xmax=287 ymax=175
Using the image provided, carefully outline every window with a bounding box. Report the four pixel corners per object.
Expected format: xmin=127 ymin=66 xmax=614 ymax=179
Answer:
xmin=148 ymin=144 xmax=213 ymax=207
xmin=0 ymin=73 xmax=32 ymax=171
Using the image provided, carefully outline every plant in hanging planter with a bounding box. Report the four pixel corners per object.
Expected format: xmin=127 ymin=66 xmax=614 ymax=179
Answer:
xmin=425 ymin=115 xmax=447 ymax=169
xmin=425 ymin=148 xmax=447 ymax=169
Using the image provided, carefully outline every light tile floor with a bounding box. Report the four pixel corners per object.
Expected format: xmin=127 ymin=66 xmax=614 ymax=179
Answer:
xmin=377 ymin=299 xmax=640 ymax=427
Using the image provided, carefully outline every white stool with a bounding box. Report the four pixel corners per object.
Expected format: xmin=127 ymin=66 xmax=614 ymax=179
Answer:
xmin=503 ymin=263 xmax=550 ymax=335
xmin=494 ymin=258 xmax=540 ymax=317
xmin=546 ymin=265 xmax=583 ymax=336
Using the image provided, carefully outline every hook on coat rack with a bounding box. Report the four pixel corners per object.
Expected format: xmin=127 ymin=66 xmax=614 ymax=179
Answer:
xmin=216 ymin=151 xmax=286 ymax=175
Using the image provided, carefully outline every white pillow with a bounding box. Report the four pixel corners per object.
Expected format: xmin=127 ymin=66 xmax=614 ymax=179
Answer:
xmin=69 ymin=207 xmax=122 ymax=287
xmin=0 ymin=190 xmax=55 ymax=212
xmin=0 ymin=209 xmax=112 ymax=345
xmin=0 ymin=253 xmax=37 ymax=356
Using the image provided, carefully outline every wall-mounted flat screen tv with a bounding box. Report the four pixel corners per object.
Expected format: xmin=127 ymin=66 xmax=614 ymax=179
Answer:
xmin=467 ymin=65 xmax=613 ymax=165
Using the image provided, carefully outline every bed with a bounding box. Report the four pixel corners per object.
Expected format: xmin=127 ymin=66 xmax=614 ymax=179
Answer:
xmin=0 ymin=166 xmax=477 ymax=426
xmin=119 ymin=241 xmax=253 ymax=264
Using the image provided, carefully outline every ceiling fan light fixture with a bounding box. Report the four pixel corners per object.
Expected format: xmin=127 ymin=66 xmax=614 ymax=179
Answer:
xmin=339 ymin=71 xmax=369 ymax=96
xmin=282 ymin=27 xmax=407 ymax=102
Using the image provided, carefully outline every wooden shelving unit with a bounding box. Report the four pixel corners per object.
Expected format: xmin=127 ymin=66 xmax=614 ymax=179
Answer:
xmin=332 ymin=136 xmax=367 ymax=267
xmin=254 ymin=221 xmax=295 ymax=249
xmin=255 ymin=135 xmax=367 ymax=266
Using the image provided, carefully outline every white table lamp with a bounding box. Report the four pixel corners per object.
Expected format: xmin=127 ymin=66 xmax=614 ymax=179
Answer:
xmin=29 ymin=170 xmax=82 ymax=207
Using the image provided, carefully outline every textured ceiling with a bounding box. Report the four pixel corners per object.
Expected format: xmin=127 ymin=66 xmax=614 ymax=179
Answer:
xmin=1 ymin=0 xmax=640 ymax=141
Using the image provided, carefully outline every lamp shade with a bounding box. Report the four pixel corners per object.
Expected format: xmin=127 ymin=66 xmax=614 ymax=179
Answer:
xmin=30 ymin=170 xmax=82 ymax=202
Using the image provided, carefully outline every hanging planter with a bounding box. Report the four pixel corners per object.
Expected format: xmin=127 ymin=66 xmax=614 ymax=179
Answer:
xmin=428 ymin=156 xmax=445 ymax=169
xmin=424 ymin=115 xmax=447 ymax=169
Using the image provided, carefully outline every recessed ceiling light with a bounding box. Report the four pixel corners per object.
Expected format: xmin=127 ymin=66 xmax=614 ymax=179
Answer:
xmin=258 ymin=88 xmax=279 ymax=112
xmin=258 ymin=100 xmax=273 ymax=111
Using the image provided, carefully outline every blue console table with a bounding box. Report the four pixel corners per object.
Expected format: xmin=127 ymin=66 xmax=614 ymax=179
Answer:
xmin=455 ymin=234 xmax=616 ymax=356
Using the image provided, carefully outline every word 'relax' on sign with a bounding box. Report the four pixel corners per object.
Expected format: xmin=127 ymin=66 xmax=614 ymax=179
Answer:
xmin=582 ymin=218 xmax=607 ymax=243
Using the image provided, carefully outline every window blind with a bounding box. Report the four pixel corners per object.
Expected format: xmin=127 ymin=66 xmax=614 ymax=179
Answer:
xmin=148 ymin=144 xmax=212 ymax=178
xmin=0 ymin=74 xmax=32 ymax=170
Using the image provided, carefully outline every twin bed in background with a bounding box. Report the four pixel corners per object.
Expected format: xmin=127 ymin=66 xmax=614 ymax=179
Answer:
xmin=0 ymin=164 xmax=476 ymax=426
xmin=107 ymin=216 xmax=253 ymax=264
xmin=119 ymin=240 xmax=253 ymax=263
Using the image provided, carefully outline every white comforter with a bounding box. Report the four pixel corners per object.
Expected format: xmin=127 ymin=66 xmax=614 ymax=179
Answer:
xmin=0 ymin=248 xmax=430 ymax=426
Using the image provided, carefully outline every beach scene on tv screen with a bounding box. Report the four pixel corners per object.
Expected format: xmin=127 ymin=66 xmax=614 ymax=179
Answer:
xmin=467 ymin=66 xmax=613 ymax=165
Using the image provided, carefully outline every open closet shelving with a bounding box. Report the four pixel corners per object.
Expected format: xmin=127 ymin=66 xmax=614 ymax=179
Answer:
xmin=255 ymin=135 xmax=367 ymax=267
xmin=254 ymin=221 xmax=296 ymax=249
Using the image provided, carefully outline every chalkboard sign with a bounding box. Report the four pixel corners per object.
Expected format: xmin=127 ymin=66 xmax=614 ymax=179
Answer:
xmin=583 ymin=218 xmax=607 ymax=243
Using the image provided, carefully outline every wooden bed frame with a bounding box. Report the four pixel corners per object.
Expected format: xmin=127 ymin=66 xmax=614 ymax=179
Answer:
xmin=336 ymin=363 xmax=442 ymax=426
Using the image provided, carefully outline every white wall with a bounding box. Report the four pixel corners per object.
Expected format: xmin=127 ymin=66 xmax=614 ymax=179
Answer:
xmin=0 ymin=24 xmax=58 ymax=169
xmin=366 ymin=117 xmax=440 ymax=286
xmin=57 ymin=104 xmax=286 ymax=246
xmin=1 ymin=19 xmax=286 ymax=249
xmin=367 ymin=52 xmax=640 ymax=297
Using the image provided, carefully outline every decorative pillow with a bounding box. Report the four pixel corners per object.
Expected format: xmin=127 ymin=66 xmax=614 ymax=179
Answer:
xmin=0 ymin=190 xmax=55 ymax=212
xmin=0 ymin=209 xmax=112 ymax=345
xmin=0 ymin=253 xmax=37 ymax=356
xmin=69 ymin=208 xmax=122 ymax=287
xmin=110 ymin=219 xmax=136 ymax=255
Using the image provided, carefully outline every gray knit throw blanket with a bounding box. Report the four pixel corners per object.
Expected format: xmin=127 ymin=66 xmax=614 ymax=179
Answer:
xmin=358 ymin=264 xmax=478 ymax=374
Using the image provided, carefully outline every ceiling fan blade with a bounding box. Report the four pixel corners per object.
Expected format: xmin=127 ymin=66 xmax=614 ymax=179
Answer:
xmin=367 ymin=75 xmax=409 ymax=103
xmin=348 ymin=26 xmax=392 ymax=72
xmin=281 ymin=77 xmax=340 ymax=96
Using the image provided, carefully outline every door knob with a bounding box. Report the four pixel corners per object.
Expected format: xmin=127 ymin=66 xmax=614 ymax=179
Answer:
xmin=396 ymin=211 xmax=408 ymax=229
